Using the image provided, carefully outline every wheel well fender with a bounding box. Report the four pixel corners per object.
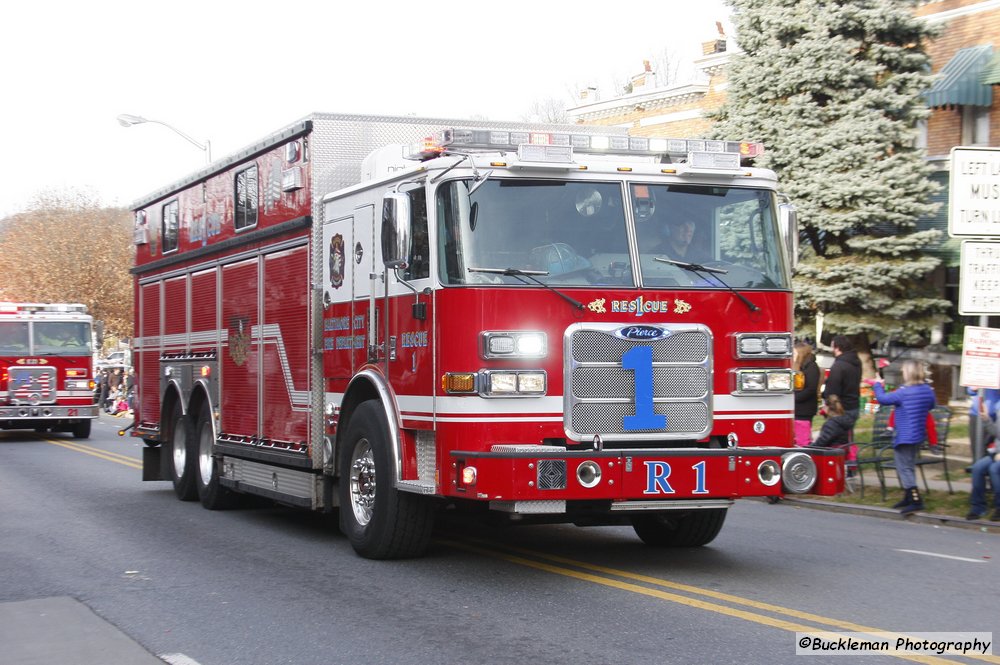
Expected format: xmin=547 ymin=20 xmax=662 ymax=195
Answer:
xmin=336 ymin=369 xmax=402 ymax=484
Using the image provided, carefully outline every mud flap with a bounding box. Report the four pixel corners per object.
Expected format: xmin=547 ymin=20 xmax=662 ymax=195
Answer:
xmin=142 ymin=445 xmax=170 ymax=481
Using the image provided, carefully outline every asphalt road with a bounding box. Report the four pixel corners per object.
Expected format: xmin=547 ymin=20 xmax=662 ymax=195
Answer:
xmin=1 ymin=414 xmax=998 ymax=665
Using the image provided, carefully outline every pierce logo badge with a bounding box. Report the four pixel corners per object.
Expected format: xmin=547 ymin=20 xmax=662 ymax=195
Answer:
xmin=616 ymin=325 xmax=668 ymax=341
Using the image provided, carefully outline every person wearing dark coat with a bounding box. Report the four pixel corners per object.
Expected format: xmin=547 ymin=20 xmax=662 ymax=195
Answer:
xmin=810 ymin=395 xmax=854 ymax=448
xmin=793 ymin=342 xmax=820 ymax=446
xmin=823 ymin=335 xmax=862 ymax=417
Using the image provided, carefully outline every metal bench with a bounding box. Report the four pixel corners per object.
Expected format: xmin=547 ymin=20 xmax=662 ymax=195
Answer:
xmin=879 ymin=405 xmax=953 ymax=495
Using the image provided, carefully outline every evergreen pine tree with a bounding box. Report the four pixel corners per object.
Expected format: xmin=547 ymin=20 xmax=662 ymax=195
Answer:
xmin=710 ymin=0 xmax=949 ymax=351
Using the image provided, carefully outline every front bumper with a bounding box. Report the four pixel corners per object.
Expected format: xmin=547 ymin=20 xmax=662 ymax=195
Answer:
xmin=447 ymin=446 xmax=844 ymax=510
xmin=0 ymin=404 xmax=99 ymax=421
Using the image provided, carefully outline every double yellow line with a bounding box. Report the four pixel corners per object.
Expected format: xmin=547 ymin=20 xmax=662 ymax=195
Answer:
xmin=42 ymin=437 xmax=142 ymax=470
xmin=442 ymin=538 xmax=999 ymax=665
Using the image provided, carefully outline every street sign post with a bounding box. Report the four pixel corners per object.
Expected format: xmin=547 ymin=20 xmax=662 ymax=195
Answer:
xmin=949 ymin=147 xmax=1000 ymax=238
xmin=959 ymin=326 xmax=1000 ymax=390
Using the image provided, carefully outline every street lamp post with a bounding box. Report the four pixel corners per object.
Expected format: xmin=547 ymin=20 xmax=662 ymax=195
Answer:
xmin=117 ymin=113 xmax=212 ymax=164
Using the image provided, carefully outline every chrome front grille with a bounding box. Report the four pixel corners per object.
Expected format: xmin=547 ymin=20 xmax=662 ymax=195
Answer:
xmin=7 ymin=366 xmax=57 ymax=405
xmin=564 ymin=323 xmax=712 ymax=441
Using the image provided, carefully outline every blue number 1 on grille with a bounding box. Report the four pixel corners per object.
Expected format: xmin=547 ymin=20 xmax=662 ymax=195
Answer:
xmin=622 ymin=346 xmax=667 ymax=431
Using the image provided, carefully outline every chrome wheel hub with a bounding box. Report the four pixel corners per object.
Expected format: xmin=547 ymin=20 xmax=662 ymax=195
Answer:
xmin=349 ymin=439 xmax=376 ymax=526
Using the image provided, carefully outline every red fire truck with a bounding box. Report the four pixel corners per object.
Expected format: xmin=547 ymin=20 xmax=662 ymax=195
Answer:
xmin=130 ymin=113 xmax=844 ymax=559
xmin=0 ymin=302 xmax=98 ymax=438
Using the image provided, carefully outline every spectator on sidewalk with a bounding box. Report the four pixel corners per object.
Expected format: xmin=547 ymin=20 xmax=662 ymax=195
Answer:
xmin=866 ymin=360 xmax=936 ymax=515
xmin=967 ymin=400 xmax=1000 ymax=521
xmin=810 ymin=395 xmax=854 ymax=449
xmin=823 ymin=335 xmax=862 ymax=465
xmin=793 ymin=341 xmax=820 ymax=446
xmin=968 ymin=388 xmax=1000 ymax=457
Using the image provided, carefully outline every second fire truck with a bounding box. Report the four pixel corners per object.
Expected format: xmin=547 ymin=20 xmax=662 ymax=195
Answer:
xmin=130 ymin=113 xmax=844 ymax=559
xmin=0 ymin=302 xmax=98 ymax=438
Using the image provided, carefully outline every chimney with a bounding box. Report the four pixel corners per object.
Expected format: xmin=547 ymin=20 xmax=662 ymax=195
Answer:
xmin=579 ymin=86 xmax=599 ymax=102
xmin=702 ymin=21 xmax=727 ymax=54
xmin=631 ymin=60 xmax=657 ymax=92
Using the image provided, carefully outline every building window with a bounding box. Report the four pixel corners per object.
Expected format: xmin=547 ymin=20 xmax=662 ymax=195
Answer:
xmin=162 ymin=200 xmax=179 ymax=254
xmin=961 ymin=106 xmax=990 ymax=145
xmin=235 ymin=165 xmax=259 ymax=231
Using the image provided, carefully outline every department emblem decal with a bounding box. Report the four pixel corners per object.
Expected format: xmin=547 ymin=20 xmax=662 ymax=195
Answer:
xmin=329 ymin=233 xmax=345 ymax=290
xmin=229 ymin=316 xmax=250 ymax=367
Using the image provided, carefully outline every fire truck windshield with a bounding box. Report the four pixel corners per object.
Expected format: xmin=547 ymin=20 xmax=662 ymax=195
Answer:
xmin=30 ymin=322 xmax=91 ymax=355
xmin=0 ymin=322 xmax=29 ymax=353
xmin=436 ymin=179 xmax=789 ymax=289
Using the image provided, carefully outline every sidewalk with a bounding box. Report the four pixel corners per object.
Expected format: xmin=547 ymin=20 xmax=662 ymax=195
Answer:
xmin=782 ymin=450 xmax=1000 ymax=533
xmin=0 ymin=597 xmax=164 ymax=665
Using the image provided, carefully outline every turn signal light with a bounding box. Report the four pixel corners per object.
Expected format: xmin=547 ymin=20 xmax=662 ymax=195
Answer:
xmin=443 ymin=372 xmax=477 ymax=394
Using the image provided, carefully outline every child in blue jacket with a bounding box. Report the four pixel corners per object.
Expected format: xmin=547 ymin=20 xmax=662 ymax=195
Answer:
xmin=867 ymin=360 xmax=936 ymax=514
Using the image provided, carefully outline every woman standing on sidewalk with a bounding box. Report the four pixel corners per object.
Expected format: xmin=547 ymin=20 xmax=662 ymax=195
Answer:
xmin=867 ymin=360 xmax=936 ymax=515
xmin=793 ymin=341 xmax=820 ymax=446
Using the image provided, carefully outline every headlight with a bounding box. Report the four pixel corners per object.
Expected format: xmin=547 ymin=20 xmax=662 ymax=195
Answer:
xmin=767 ymin=372 xmax=792 ymax=391
xmin=736 ymin=333 xmax=792 ymax=358
xmin=736 ymin=369 xmax=794 ymax=394
xmin=66 ymin=379 xmax=91 ymax=390
xmin=738 ymin=371 xmax=766 ymax=392
xmin=480 ymin=370 xmax=546 ymax=397
xmin=481 ymin=331 xmax=547 ymax=359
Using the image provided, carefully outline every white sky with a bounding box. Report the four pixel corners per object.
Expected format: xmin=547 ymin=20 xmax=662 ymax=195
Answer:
xmin=0 ymin=0 xmax=731 ymax=218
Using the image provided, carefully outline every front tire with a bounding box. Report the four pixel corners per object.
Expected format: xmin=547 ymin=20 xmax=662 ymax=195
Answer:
xmin=338 ymin=401 xmax=433 ymax=559
xmin=72 ymin=420 xmax=91 ymax=439
xmin=195 ymin=408 xmax=236 ymax=510
xmin=631 ymin=508 xmax=727 ymax=547
xmin=167 ymin=401 xmax=198 ymax=501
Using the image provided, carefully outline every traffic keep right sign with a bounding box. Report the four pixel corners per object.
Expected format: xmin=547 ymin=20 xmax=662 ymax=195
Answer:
xmin=959 ymin=240 xmax=1000 ymax=315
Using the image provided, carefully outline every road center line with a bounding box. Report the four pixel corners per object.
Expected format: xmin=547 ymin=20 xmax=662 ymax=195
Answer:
xmin=896 ymin=549 xmax=989 ymax=563
xmin=42 ymin=438 xmax=143 ymax=470
xmin=445 ymin=538 xmax=1000 ymax=665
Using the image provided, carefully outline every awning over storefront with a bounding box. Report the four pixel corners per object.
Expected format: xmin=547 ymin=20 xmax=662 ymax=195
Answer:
xmin=924 ymin=44 xmax=993 ymax=108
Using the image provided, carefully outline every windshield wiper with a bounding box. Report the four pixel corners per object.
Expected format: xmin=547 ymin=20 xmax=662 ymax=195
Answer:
xmin=654 ymin=257 xmax=759 ymax=312
xmin=467 ymin=267 xmax=584 ymax=310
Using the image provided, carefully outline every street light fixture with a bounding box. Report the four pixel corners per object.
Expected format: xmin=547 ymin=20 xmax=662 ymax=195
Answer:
xmin=117 ymin=113 xmax=212 ymax=164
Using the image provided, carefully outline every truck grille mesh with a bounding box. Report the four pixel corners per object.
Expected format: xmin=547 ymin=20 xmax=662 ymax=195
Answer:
xmin=565 ymin=324 xmax=712 ymax=440
xmin=7 ymin=366 xmax=57 ymax=405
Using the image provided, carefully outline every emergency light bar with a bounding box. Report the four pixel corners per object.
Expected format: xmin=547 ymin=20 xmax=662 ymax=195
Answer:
xmin=0 ymin=302 xmax=88 ymax=314
xmin=404 ymin=128 xmax=764 ymax=166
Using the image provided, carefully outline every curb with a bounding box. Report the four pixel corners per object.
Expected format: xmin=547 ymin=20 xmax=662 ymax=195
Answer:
xmin=774 ymin=497 xmax=1000 ymax=534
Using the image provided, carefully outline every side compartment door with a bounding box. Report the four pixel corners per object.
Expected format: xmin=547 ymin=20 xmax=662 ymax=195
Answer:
xmin=137 ymin=281 xmax=161 ymax=425
xmin=261 ymin=245 xmax=310 ymax=444
xmin=322 ymin=214 xmax=357 ymax=384
xmin=220 ymin=258 xmax=259 ymax=438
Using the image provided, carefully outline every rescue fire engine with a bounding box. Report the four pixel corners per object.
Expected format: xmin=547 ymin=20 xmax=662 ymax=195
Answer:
xmin=129 ymin=113 xmax=844 ymax=559
xmin=0 ymin=302 xmax=98 ymax=438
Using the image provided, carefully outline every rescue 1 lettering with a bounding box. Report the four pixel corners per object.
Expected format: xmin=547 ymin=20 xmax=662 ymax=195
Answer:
xmin=643 ymin=460 xmax=710 ymax=495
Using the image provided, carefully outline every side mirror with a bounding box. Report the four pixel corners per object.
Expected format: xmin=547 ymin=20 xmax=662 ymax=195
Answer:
xmin=778 ymin=201 xmax=799 ymax=270
xmin=381 ymin=192 xmax=411 ymax=270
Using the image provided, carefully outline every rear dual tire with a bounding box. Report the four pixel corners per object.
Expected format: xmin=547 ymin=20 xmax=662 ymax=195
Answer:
xmin=167 ymin=402 xmax=198 ymax=501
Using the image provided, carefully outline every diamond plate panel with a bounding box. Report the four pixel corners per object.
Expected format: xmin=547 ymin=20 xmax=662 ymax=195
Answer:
xmin=537 ymin=459 xmax=567 ymax=490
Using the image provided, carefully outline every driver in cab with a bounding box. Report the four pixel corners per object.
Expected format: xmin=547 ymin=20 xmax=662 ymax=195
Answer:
xmin=654 ymin=216 xmax=699 ymax=262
